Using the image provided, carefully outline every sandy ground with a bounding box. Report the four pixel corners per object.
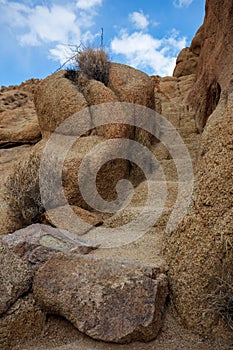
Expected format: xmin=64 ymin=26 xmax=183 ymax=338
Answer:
xmin=13 ymin=311 xmax=232 ymax=350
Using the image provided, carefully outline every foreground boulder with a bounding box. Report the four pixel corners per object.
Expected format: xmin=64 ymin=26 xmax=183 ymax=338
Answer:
xmin=33 ymin=253 xmax=168 ymax=343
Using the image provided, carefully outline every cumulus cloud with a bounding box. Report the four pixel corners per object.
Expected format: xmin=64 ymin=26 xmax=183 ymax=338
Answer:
xmin=173 ymin=0 xmax=194 ymax=8
xmin=111 ymin=30 xmax=186 ymax=76
xmin=129 ymin=11 xmax=149 ymax=30
xmin=20 ymin=5 xmax=81 ymax=46
xmin=49 ymin=44 xmax=75 ymax=65
xmin=0 ymin=0 xmax=103 ymax=63
xmin=76 ymin=0 xmax=103 ymax=10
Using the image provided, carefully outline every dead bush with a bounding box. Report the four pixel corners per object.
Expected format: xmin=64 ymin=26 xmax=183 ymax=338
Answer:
xmin=4 ymin=153 xmax=43 ymax=226
xmin=75 ymin=47 xmax=109 ymax=85
xmin=206 ymin=272 xmax=233 ymax=330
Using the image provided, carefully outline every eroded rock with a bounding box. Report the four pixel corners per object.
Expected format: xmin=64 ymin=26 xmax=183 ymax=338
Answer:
xmin=33 ymin=253 xmax=168 ymax=343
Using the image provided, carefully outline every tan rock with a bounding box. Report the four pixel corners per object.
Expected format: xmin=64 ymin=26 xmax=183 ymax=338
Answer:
xmin=34 ymin=70 xmax=89 ymax=137
xmin=108 ymin=62 xmax=155 ymax=108
xmin=164 ymin=93 xmax=233 ymax=336
xmin=0 ymin=94 xmax=41 ymax=145
xmin=173 ymin=48 xmax=199 ymax=78
xmin=0 ymin=240 xmax=33 ymax=315
xmin=0 ymin=145 xmax=32 ymax=175
xmin=190 ymin=25 xmax=203 ymax=55
xmin=188 ymin=0 xmax=233 ymax=131
xmin=33 ymin=253 xmax=168 ymax=343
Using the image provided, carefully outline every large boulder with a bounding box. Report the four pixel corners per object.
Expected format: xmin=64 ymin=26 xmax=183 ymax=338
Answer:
xmin=164 ymin=93 xmax=233 ymax=336
xmin=33 ymin=253 xmax=168 ymax=344
xmin=34 ymin=70 xmax=89 ymax=138
xmin=34 ymin=64 xmax=155 ymax=143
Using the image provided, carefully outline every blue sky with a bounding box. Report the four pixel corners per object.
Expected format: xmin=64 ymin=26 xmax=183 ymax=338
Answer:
xmin=0 ymin=0 xmax=205 ymax=87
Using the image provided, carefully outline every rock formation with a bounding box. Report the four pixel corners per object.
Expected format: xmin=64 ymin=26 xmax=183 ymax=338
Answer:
xmin=33 ymin=253 xmax=168 ymax=343
xmin=0 ymin=1 xmax=232 ymax=347
xmin=165 ymin=0 xmax=233 ymax=338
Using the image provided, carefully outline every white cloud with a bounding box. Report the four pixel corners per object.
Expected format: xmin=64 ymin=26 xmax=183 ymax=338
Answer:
xmin=173 ymin=0 xmax=194 ymax=8
xmin=20 ymin=5 xmax=81 ymax=46
xmin=49 ymin=44 xmax=75 ymax=65
xmin=76 ymin=0 xmax=102 ymax=10
xmin=129 ymin=11 xmax=149 ymax=30
xmin=0 ymin=1 xmax=102 ymax=63
xmin=111 ymin=30 xmax=186 ymax=76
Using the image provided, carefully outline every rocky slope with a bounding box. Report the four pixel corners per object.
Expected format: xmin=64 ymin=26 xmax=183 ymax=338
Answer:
xmin=0 ymin=0 xmax=232 ymax=348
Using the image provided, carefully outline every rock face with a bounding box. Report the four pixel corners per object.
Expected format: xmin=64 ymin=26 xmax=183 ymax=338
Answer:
xmin=0 ymin=240 xmax=33 ymax=315
xmin=0 ymin=89 xmax=41 ymax=145
xmin=188 ymin=0 xmax=233 ymax=131
xmin=164 ymin=93 xmax=233 ymax=335
xmin=33 ymin=253 xmax=168 ymax=343
xmin=173 ymin=26 xmax=203 ymax=79
xmin=173 ymin=48 xmax=199 ymax=78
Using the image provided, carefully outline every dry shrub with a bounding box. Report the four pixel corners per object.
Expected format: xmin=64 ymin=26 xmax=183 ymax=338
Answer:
xmin=75 ymin=47 xmax=109 ymax=85
xmin=206 ymin=271 xmax=233 ymax=330
xmin=4 ymin=153 xmax=43 ymax=226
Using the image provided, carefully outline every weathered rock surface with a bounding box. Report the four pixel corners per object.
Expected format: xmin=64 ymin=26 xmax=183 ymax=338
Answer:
xmin=164 ymin=93 xmax=233 ymax=335
xmin=0 ymin=90 xmax=41 ymax=145
xmin=0 ymin=145 xmax=32 ymax=174
xmin=34 ymin=64 xmax=154 ymax=144
xmin=34 ymin=70 xmax=89 ymax=137
xmin=0 ymin=240 xmax=33 ymax=315
xmin=188 ymin=0 xmax=233 ymax=130
xmin=173 ymin=25 xmax=203 ymax=78
xmin=1 ymin=224 xmax=99 ymax=269
xmin=33 ymin=253 xmax=168 ymax=343
xmin=0 ymin=294 xmax=45 ymax=350
xmin=173 ymin=48 xmax=199 ymax=78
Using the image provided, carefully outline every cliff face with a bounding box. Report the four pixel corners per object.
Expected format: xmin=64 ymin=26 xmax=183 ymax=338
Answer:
xmin=167 ymin=0 xmax=233 ymax=337
xmin=174 ymin=0 xmax=233 ymax=132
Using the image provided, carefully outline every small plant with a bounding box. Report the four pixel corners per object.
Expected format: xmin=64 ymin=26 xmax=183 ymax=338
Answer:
xmin=75 ymin=47 xmax=110 ymax=85
xmin=4 ymin=153 xmax=43 ymax=226
xmin=206 ymin=273 xmax=233 ymax=330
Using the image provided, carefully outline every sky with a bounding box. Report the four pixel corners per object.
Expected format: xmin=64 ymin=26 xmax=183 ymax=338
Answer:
xmin=0 ymin=0 xmax=205 ymax=87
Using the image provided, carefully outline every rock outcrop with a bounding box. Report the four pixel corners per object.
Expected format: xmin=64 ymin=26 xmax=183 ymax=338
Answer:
xmin=164 ymin=92 xmax=233 ymax=335
xmin=33 ymin=253 xmax=168 ymax=343
xmin=173 ymin=25 xmax=203 ymax=78
xmin=188 ymin=0 xmax=233 ymax=131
